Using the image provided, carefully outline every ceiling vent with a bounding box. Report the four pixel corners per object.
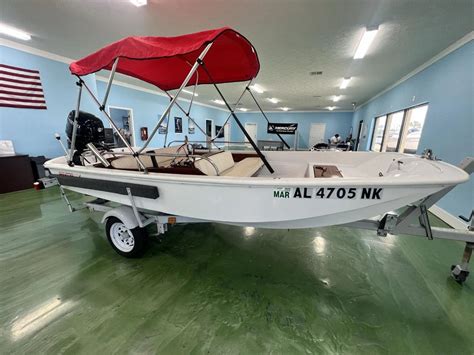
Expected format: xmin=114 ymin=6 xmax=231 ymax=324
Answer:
xmin=310 ymin=71 xmax=323 ymax=76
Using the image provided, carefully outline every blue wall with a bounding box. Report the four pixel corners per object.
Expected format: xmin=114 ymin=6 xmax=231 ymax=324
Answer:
xmin=0 ymin=45 xmax=228 ymax=157
xmin=0 ymin=46 xmax=99 ymax=158
xmin=231 ymin=111 xmax=354 ymax=149
xmin=352 ymin=40 xmax=473 ymax=217
xmin=97 ymin=81 xmax=229 ymax=149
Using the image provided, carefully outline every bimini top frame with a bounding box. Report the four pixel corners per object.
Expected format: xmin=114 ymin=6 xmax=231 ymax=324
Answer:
xmin=68 ymin=27 xmax=287 ymax=173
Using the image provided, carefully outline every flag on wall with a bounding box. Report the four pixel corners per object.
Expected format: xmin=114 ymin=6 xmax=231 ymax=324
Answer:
xmin=0 ymin=64 xmax=47 ymax=109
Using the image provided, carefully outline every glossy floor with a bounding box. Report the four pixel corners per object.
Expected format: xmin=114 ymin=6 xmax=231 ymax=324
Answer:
xmin=1 ymin=187 xmax=473 ymax=354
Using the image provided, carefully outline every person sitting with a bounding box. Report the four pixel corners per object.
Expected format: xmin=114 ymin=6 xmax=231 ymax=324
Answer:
xmin=330 ymin=134 xmax=341 ymax=144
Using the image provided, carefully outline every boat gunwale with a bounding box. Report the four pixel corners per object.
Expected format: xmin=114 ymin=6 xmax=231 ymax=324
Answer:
xmin=44 ymin=158 xmax=469 ymax=188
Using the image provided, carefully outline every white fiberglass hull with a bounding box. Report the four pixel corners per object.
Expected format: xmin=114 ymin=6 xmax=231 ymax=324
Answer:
xmin=44 ymin=151 xmax=469 ymax=229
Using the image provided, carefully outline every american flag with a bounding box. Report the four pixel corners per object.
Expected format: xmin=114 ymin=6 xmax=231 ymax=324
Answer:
xmin=0 ymin=64 xmax=47 ymax=109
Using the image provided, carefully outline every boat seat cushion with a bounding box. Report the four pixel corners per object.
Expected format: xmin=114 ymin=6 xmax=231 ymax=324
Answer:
xmin=194 ymin=151 xmax=235 ymax=176
xmin=221 ymin=157 xmax=264 ymax=177
xmin=110 ymin=155 xmax=155 ymax=169
xmin=110 ymin=146 xmax=180 ymax=169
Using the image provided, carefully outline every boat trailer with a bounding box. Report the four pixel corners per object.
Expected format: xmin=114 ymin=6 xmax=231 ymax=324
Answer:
xmin=59 ymin=157 xmax=473 ymax=284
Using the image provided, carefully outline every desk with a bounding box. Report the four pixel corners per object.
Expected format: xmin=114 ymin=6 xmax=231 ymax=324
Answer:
xmin=0 ymin=154 xmax=34 ymax=193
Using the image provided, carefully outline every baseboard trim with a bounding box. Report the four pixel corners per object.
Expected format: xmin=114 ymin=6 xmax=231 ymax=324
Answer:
xmin=429 ymin=205 xmax=468 ymax=229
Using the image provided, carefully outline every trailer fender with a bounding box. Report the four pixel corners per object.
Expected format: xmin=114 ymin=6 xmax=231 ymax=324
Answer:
xmin=101 ymin=206 xmax=140 ymax=230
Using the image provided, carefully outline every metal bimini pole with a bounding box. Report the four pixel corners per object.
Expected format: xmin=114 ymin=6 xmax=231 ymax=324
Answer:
xmin=167 ymin=60 xmax=220 ymax=150
xmin=163 ymin=99 xmax=172 ymax=147
xmin=212 ymin=81 xmax=251 ymax=141
xmin=186 ymin=73 xmax=198 ymax=115
xmin=246 ymin=87 xmax=290 ymax=149
xmin=138 ymin=42 xmax=213 ymax=154
xmin=162 ymin=91 xmax=221 ymax=150
xmin=68 ymin=81 xmax=83 ymax=166
xmin=101 ymin=57 xmax=119 ymax=110
xmin=79 ymin=78 xmax=148 ymax=172
xmin=198 ymin=61 xmax=275 ymax=174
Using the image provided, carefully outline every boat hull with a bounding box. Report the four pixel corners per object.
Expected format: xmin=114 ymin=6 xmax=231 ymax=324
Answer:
xmin=45 ymin=151 xmax=469 ymax=229
xmin=63 ymin=181 xmax=441 ymax=228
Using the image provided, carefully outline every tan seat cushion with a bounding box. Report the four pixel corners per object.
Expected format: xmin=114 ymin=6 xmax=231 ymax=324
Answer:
xmin=110 ymin=155 xmax=154 ymax=169
xmin=110 ymin=146 xmax=180 ymax=169
xmin=194 ymin=151 xmax=234 ymax=176
xmin=221 ymin=157 xmax=264 ymax=177
xmin=150 ymin=146 xmax=181 ymax=165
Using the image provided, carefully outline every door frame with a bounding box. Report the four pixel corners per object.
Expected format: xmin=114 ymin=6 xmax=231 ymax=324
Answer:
xmin=244 ymin=122 xmax=258 ymax=145
xmin=107 ymin=106 xmax=135 ymax=146
xmin=224 ymin=122 xmax=231 ymax=147
xmin=205 ymin=119 xmax=214 ymax=148
xmin=355 ymin=120 xmax=364 ymax=151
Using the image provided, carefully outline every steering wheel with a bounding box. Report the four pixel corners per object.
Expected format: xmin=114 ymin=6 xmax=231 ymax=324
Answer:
xmin=170 ymin=143 xmax=193 ymax=167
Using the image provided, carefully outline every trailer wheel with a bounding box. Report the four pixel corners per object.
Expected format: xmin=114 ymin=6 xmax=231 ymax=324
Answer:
xmin=106 ymin=217 xmax=147 ymax=258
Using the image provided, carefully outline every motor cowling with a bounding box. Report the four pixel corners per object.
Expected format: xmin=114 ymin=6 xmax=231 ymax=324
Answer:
xmin=65 ymin=110 xmax=105 ymax=153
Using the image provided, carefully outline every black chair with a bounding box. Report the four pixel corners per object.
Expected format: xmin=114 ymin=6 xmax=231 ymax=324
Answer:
xmin=313 ymin=143 xmax=329 ymax=150
xmin=336 ymin=143 xmax=349 ymax=151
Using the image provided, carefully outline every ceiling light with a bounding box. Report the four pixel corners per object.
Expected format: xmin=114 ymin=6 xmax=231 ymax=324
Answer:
xmin=0 ymin=23 xmax=31 ymax=41
xmin=279 ymin=107 xmax=290 ymax=111
xmin=130 ymin=0 xmax=147 ymax=7
xmin=332 ymin=95 xmax=341 ymax=102
xmin=212 ymin=99 xmax=225 ymax=105
xmin=354 ymin=26 xmax=379 ymax=59
xmin=249 ymin=84 xmax=265 ymax=94
xmin=238 ymin=108 xmax=249 ymax=112
xmin=327 ymin=106 xmax=336 ymax=111
xmin=182 ymin=89 xmax=198 ymax=97
xmin=266 ymin=98 xmax=280 ymax=104
xmin=340 ymin=77 xmax=351 ymax=89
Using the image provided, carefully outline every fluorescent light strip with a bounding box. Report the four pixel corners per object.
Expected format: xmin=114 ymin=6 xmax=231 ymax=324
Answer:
xmin=266 ymin=97 xmax=280 ymax=104
xmin=354 ymin=27 xmax=379 ymax=59
xmin=327 ymin=106 xmax=336 ymax=111
xmin=238 ymin=108 xmax=249 ymax=112
xmin=0 ymin=23 xmax=31 ymax=41
xmin=212 ymin=99 xmax=225 ymax=105
xmin=332 ymin=95 xmax=341 ymax=102
xmin=339 ymin=77 xmax=351 ymax=89
xmin=249 ymin=84 xmax=265 ymax=94
xmin=130 ymin=0 xmax=147 ymax=7
xmin=279 ymin=107 xmax=290 ymax=111
xmin=182 ymin=89 xmax=198 ymax=97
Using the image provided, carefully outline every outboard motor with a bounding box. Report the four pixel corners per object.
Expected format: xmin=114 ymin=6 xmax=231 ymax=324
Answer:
xmin=66 ymin=110 xmax=105 ymax=164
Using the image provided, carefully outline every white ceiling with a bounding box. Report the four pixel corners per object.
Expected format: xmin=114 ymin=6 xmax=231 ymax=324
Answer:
xmin=1 ymin=0 xmax=472 ymax=111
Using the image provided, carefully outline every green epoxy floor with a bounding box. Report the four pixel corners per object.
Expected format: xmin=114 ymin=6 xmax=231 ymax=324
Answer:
xmin=1 ymin=187 xmax=473 ymax=354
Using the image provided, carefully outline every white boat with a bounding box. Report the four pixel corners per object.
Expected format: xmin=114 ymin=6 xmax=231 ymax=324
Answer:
xmin=43 ymin=27 xmax=471 ymax=262
xmin=45 ymin=149 xmax=469 ymax=228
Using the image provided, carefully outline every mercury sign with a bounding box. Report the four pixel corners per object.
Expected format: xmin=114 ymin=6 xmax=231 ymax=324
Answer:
xmin=267 ymin=123 xmax=298 ymax=135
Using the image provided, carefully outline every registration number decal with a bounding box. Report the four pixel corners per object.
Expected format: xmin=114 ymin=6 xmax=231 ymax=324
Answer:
xmin=273 ymin=187 xmax=383 ymax=200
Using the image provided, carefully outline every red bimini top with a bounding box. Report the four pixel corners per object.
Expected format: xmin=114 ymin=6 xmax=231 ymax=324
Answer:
xmin=69 ymin=27 xmax=260 ymax=91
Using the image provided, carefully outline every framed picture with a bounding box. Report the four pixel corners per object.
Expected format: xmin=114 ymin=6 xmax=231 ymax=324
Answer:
xmin=215 ymin=125 xmax=225 ymax=138
xmin=188 ymin=118 xmax=195 ymax=134
xmin=158 ymin=122 xmax=167 ymax=134
xmin=174 ymin=117 xmax=182 ymax=133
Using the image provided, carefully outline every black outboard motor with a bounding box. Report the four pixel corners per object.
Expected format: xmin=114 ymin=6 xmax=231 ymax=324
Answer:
xmin=66 ymin=110 xmax=105 ymax=164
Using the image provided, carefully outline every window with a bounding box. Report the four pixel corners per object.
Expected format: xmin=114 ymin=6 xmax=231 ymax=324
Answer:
xmin=383 ymin=111 xmax=404 ymax=152
xmin=370 ymin=104 xmax=428 ymax=154
xmin=370 ymin=115 xmax=386 ymax=151
xmin=399 ymin=105 xmax=428 ymax=154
